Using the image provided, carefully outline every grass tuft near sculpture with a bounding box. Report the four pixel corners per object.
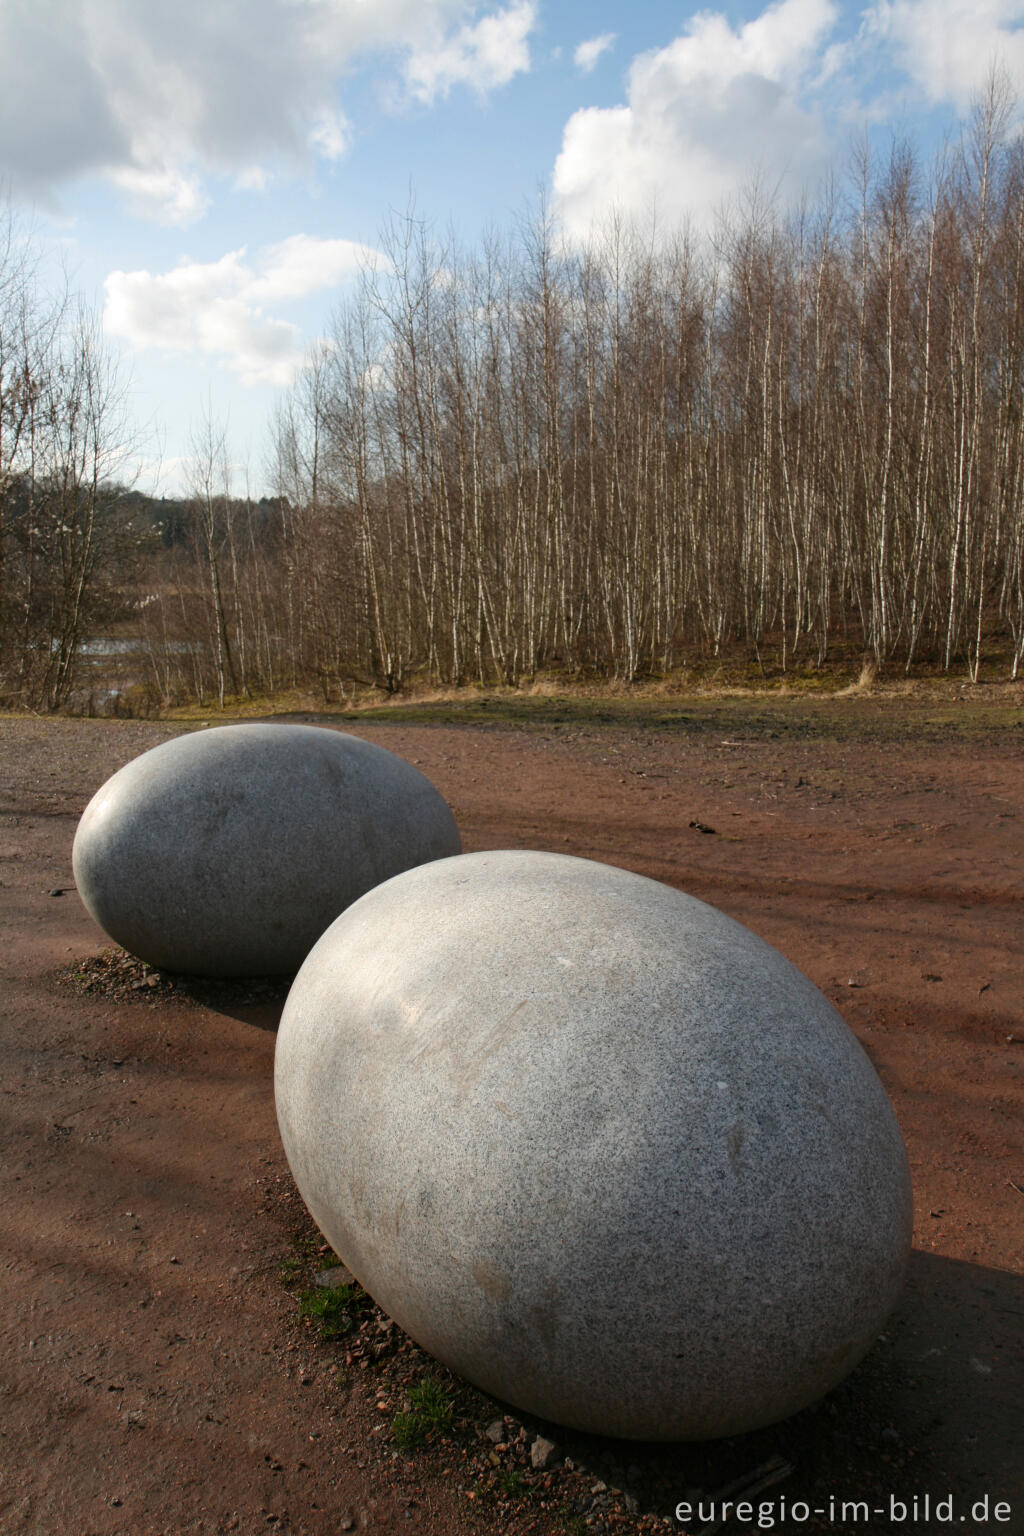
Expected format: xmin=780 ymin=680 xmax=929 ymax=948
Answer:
xmin=275 ymin=849 xmax=913 ymax=1441
xmin=72 ymin=723 xmax=460 ymax=977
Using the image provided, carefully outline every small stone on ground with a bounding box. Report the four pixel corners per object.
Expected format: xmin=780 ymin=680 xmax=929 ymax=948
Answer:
xmin=531 ymin=1436 xmax=561 ymax=1471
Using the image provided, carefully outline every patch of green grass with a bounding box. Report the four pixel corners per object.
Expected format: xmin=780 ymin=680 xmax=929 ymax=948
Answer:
xmin=279 ymin=1228 xmax=335 ymax=1286
xmin=251 ymin=688 xmax=1022 ymax=745
xmin=391 ymin=1374 xmax=455 ymax=1450
xmin=291 ymin=1228 xmax=324 ymax=1256
xmin=391 ymin=1413 xmax=428 ymax=1451
xmin=297 ymin=1282 xmax=370 ymax=1339
xmin=498 ymin=1469 xmax=528 ymax=1498
xmin=408 ymin=1375 xmax=454 ymax=1419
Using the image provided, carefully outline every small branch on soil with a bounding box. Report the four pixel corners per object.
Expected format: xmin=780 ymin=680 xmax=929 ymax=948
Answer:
xmin=693 ymin=1456 xmax=794 ymax=1535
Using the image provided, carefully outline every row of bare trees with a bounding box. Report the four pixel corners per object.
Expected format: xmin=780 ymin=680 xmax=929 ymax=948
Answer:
xmin=8 ymin=87 xmax=1024 ymax=711
xmin=195 ymin=93 xmax=1016 ymax=700
xmin=0 ymin=210 xmax=135 ymax=709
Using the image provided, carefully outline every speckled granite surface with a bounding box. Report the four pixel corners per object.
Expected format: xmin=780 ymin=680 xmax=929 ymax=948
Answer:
xmin=275 ymin=849 xmax=912 ymax=1440
xmin=73 ymin=723 xmax=460 ymax=975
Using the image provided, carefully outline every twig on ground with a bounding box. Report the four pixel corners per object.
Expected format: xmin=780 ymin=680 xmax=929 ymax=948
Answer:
xmin=693 ymin=1455 xmax=794 ymax=1535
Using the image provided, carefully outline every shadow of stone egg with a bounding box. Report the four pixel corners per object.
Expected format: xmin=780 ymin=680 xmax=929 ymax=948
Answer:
xmin=72 ymin=723 xmax=460 ymax=977
xmin=274 ymin=849 xmax=912 ymax=1441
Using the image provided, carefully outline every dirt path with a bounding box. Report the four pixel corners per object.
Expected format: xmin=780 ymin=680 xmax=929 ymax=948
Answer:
xmin=1 ymin=708 xmax=1022 ymax=1536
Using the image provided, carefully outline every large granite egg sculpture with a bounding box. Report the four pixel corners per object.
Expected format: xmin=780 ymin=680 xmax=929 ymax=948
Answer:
xmin=275 ymin=850 xmax=912 ymax=1441
xmin=72 ymin=724 xmax=460 ymax=976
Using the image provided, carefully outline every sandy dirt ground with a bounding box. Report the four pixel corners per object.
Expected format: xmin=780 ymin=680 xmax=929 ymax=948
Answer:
xmin=1 ymin=702 xmax=1022 ymax=1536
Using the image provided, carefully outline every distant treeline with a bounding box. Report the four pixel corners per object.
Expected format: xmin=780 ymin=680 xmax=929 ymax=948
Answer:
xmin=4 ymin=84 xmax=1024 ymax=710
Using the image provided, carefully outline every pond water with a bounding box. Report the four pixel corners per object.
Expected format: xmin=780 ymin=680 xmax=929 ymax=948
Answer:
xmin=60 ymin=637 xmax=192 ymax=656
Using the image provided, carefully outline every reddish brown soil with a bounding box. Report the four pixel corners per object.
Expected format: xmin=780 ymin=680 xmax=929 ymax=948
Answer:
xmin=1 ymin=704 xmax=1022 ymax=1536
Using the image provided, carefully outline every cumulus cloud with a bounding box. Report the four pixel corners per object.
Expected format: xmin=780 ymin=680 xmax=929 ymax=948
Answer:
xmin=309 ymin=109 xmax=352 ymax=162
xmin=250 ymin=234 xmax=372 ymax=301
xmin=403 ymin=1 xmax=535 ymax=103
xmin=574 ymin=33 xmax=616 ymax=74
xmin=234 ymin=165 xmax=271 ymax=193
xmin=862 ymin=0 xmax=1024 ymax=110
xmin=103 ymin=235 xmax=377 ymax=386
xmin=109 ymin=165 xmax=211 ymax=228
xmin=0 ymin=0 xmax=538 ymax=222
xmin=553 ymin=0 xmax=839 ymax=240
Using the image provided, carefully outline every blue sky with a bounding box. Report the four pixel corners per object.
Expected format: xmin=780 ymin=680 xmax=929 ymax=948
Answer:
xmin=4 ymin=0 xmax=1022 ymax=496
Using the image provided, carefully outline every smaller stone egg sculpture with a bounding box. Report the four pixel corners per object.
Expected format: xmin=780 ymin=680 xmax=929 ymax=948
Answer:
xmin=275 ymin=850 xmax=913 ymax=1441
xmin=72 ymin=723 xmax=460 ymax=976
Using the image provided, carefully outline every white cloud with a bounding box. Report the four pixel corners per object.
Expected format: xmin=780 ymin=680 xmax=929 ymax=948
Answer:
xmin=553 ymin=0 xmax=839 ymax=240
xmin=403 ymin=1 xmax=535 ymax=103
xmin=309 ymin=109 xmax=352 ymax=162
xmin=234 ymin=165 xmax=271 ymax=193
xmin=862 ymin=0 xmax=1024 ymax=110
xmin=250 ymin=234 xmax=372 ymax=301
xmin=574 ymin=33 xmax=616 ymax=74
xmin=109 ymin=165 xmax=211 ymax=228
xmin=0 ymin=1 xmax=537 ymax=223
xmin=103 ymin=235 xmax=379 ymax=387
